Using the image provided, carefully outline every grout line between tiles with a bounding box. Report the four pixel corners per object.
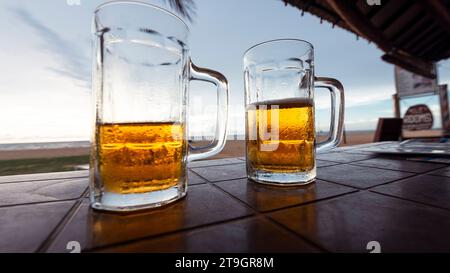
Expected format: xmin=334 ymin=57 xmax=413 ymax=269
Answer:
xmin=349 ymin=162 xmax=447 ymax=174
xmin=35 ymin=195 xmax=86 ymax=253
xmin=263 ymin=215 xmax=330 ymax=253
xmin=259 ymin=189 xmax=360 ymax=214
xmin=188 ymin=162 xmax=244 ymax=169
xmin=315 ymin=156 xmax=377 ymax=165
xmin=367 ymin=190 xmax=450 ymax=213
xmin=0 ymin=187 xmax=89 ymax=209
xmin=0 ymin=175 xmax=89 ymax=185
xmin=316 ymin=170 xmax=420 ymax=190
xmin=207 ymin=179 xmax=358 ymax=252
xmin=86 ymin=213 xmax=257 ymax=252
xmin=189 ymin=168 xmax=246 ymax=183
xmin=362 ymin=166 xmax=450 ymax=191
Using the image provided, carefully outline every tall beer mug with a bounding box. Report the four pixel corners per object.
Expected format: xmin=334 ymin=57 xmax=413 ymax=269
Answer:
xmin=91 ymin=2 xmax=228 ymax=211
xmin=244 ymin=39 xmax=344 ymax=185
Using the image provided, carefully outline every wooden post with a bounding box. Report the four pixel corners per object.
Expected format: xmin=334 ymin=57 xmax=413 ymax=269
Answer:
xmin=438 ymin=84 xmax=450 ymax=135
xmin=343 ymin=127 xmax=347 ymax=144
xmin=392 ymin=93 xmax=401 ymax=118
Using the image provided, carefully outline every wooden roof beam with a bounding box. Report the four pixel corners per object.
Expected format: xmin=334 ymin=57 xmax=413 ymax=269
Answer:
xmin=325 ymin=0 xmax=393 ymax=51
xmin=326 ymin=0 xmax=436 ymax=78
xmin=284 ymin=0 xmax=345 ymax=28
xmin=382 ymin=52 xmax=435 ymax=79
xmin=418 ymin=0 xmax=450 ymax=36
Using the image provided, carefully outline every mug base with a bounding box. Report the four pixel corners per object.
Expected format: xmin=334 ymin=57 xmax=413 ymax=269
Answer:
xmin=247 ymin=168 xmax=316 ymax=186
xmin=90 ymin=187 xmax=186 ymax=212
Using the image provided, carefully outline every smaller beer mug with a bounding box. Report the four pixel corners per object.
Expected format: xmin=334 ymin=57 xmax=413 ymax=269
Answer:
xmin=90 ymin=2 xmax=228 ymax=211
xmin=244 ymin=39 xmax=344 ymax=185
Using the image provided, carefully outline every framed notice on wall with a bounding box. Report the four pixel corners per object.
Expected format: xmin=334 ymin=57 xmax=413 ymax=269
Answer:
xmin=395 ymin=66 xmax=438 ymax=98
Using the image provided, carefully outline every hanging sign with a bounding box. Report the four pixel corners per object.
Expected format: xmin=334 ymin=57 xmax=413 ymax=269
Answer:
xmin=395 ymin=66 xmax=438 ymax=98
xmin=402 ymin=104 xmax=433 ymax=131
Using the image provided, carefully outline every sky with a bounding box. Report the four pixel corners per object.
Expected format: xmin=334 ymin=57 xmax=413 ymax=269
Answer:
xmin=0 ymin=0 xmax=449 ymax=143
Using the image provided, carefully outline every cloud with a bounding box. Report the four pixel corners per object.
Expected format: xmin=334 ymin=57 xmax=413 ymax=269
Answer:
xmin=315 ymin=84 xmax=395 ymax=110
xmin=10 ymin=7 xmax=90 ymax=87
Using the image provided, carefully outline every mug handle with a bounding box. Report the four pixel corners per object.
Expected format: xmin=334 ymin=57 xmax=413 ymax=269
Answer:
xmin=187 ymin=61 xmax=229 ymax=161
xmin=315 ymin=77 xmax=345 ymax=153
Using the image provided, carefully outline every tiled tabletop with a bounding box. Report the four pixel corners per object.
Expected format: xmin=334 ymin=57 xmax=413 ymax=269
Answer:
xmin=1 ymin=142 xmax=449 ymax=253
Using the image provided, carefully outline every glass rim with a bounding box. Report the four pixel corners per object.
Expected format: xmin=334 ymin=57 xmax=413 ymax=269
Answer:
xmin=94 ymin=0 xmax=190 ymax=31
xmin=243 ymin=38 xmax=314 ymax=57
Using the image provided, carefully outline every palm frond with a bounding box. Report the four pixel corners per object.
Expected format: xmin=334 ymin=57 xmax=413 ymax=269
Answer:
xmin=164 ymin=0 xmax=196 ymax=22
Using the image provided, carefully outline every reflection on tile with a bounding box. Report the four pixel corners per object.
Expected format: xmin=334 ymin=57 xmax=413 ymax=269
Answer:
xmin=316 ymin=152 xmax=374 ymax=163
xmin=46 ymin=184 xmax=253 ymax=252
xmin=215 ymin=179 xmax=356 ymax=212
xmin=316 ymin=160 xmax=339 ymax=168
xmin=96 ymin=216 xmax=319 ymax=253
xmin=372 ymin=175 xmax=450 ymax=210
xmin=0 ymin=178 xmax=88 ymax=206
xmin=0 ymin=201 xmax=74 ymax=252
xmin=187 ymin=171 xmax=207 ymax=185
xmin=191 ymin=164 xmax=246 ymax=182
xmin=341 ymin=150 xmax=378 ymax=155
xmin=188 ymin=158 xmax=243 ymax=168
xmin=317 ymin=164 xmax=414 ymax=189
xmin=269 ymin=191 xmax=450 ymax=252
xmin=429 ymin=167 xmax=450 ymax=178
xmin=354 ymin=158 xmax=445 ymax=173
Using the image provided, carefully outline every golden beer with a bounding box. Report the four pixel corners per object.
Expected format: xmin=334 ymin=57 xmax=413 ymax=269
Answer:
xmin=246 ymin=98 xmax=315 ymax=173
xmin=96 ymin=122 xmax=185 ymax=194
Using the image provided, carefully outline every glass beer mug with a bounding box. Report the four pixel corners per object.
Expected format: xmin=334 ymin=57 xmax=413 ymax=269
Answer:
xmin=244 ymin=39 xmax=344 ymax=185
xmin=90 ymin=2 xmax=228 ymax=211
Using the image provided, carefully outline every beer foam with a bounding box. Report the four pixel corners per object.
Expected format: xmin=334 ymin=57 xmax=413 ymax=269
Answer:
xmin=248 ymin=97 xmax=313 ymax=108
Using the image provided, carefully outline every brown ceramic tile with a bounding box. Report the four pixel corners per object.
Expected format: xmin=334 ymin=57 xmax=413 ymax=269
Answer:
xmin=188 ymin=158 xmax=243 ymax=168
xmin=269 ymin=191 xmax=450 ymax=252
xmin=317 ymin=164 xmax=415 ymax=189
xmin=95 ymin=216 xmax=319 ymax=253
xmin=316 ymin=152 xmax=375 ymax=163
xmin=187 ymin=171 xmax=207 ymax=185
xmin=316 ymin=160 xmax=339 ymax=168
xmin=0 ymin=178 xmax=88 ymax=206
xmin=0 ymin=201 xmax=75 ymax=252
xmin=0 ymin=170 xmax=88 ymax=184
xmin=337 ymin=142 xmax=392 ymax=150
xmin=341 ymin=149 xmax=378 ymax=155
xmin=191 ymin=163 xmax=246 ymax=182
xmin=46 ymin=183 xmax=253 ymax=252
xmin=362 ymin=141 xmax=397 ymax=147
xmin=332 ymin=143 xmax=391 ymax=154
xmin=331 ymin=145 xmax=375 ymax=152
xmin=354 ymin=158 xmax=446 ymax=173
xmin=215 ymin=179 xmax=356 ymax=212
xmin=429 ymin=167 xmax=450 ymax=178
xmin=371 ymin=175 xmax=450 ymax=210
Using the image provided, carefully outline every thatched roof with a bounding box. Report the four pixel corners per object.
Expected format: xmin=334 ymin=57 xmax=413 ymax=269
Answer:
xmin=284 ymin=0 xmax=450 ymax=78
